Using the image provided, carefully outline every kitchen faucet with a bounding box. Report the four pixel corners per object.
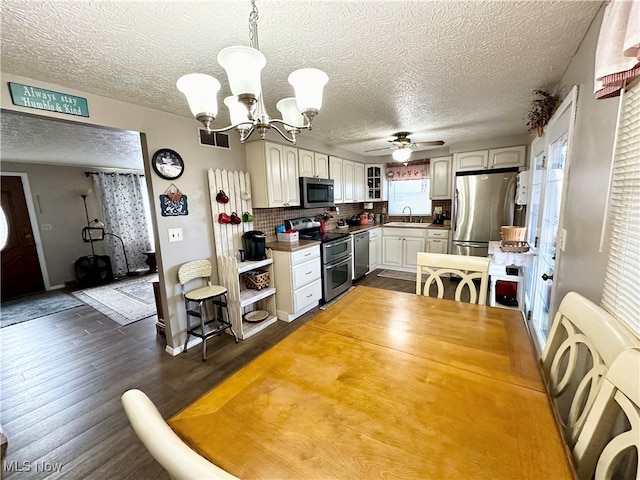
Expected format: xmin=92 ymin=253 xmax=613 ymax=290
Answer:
xmin=402 ymin=206 xmax=412 ymax=223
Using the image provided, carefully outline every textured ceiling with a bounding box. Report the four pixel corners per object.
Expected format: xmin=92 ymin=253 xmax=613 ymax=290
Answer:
xmin=0 ymin=0 xmax=602 ymax=166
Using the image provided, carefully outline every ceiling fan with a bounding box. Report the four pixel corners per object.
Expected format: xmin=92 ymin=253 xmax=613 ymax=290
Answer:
xmin=365 ymin=132 xmax=445 ymax=161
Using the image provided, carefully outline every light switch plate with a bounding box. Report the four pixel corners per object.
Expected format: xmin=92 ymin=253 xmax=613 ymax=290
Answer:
xmin=168 ymin=227 xmax=183 ymax=243
xmin=559 ymin=228 xmax=567 ymax=251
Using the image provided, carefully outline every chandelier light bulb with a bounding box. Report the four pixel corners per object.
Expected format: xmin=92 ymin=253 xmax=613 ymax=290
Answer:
xmin=176 ymin=73 xmax=221 ymax=119
xmin=288 ymin=68 xmax=329 ymax=113
xmin=392 ymin=148 xmax=412 ymax=162
xmin=217 ymin=46 xmax=266 ymax=100
xmin=276 ymin=97 xmax=305 ymax=128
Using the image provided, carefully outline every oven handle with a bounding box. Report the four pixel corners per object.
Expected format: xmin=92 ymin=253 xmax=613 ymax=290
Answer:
xmin=325 ymin=256 xmax=352 ymax=270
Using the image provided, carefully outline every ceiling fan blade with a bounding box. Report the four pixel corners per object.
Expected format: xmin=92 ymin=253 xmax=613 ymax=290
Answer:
xmin=412 ymin=141 xmax=445 ymax=148
xmin=364 ymin=146 xmax=393 ymax=152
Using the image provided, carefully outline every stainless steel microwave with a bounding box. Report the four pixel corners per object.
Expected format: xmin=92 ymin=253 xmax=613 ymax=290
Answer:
xmin=300 ymin=177 xmax=335 ymax=208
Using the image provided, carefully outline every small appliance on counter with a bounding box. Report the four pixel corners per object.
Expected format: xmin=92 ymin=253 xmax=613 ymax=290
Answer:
xmin=242 ymin=230 xmax=267 ymax=260
xmin=347 ymin=215 xmax=361 ymax=227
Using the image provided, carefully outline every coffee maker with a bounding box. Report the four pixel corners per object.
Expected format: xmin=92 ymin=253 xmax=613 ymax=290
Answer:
xmin=242 ymin=230 xmax=267 ymax=260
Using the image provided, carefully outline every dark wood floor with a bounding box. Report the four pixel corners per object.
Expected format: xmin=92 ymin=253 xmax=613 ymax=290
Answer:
xmin=0 ymin=270 xmax=419 ymax=479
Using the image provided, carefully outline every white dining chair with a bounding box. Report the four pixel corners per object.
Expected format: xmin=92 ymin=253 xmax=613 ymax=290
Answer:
xmin=416 ymin=252 xmax=490 ymax=305
xmin=121 ymin=389 xmax=239 ymax=480
xmin=541 ymin=292 xmax=640 ymax=448
xmin=572 ymin=348 xmax=640 ymax=480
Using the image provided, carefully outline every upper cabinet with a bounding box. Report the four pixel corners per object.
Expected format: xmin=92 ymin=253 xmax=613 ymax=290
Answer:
xmin=342 ymin=159 xmax=355 ymax=203
xmin=299 ymin=149 xmax=329 ymax=179
xmin=329 ymin=156 xmax=344 ymax=203
xmin=430 ymin=156 xmax=452 ymax=200
xmin=366 ymin=164 xmax=386 ymax=202
xmin=246 ymin=141 xmax=300 ymax=208
xmin=354 ymin=162 xmax=365 ymax=202
xmin=454 ymin=145 xmax=526 ymax=172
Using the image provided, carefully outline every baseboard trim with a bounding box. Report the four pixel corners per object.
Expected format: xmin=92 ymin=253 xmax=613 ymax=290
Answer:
xmin=165 ymin=337 xmax=202 ymax=356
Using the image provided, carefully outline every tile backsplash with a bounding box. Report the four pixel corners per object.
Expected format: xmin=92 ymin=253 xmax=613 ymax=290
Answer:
xmin=253 ymin=200 xmax=452 ymax=240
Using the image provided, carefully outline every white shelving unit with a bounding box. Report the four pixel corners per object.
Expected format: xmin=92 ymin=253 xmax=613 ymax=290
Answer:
xmin=209 ymin=169 xmax=278 ymax=340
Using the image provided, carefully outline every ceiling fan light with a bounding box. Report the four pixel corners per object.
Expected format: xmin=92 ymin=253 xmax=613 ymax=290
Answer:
xmin=224 ymin=96 xmax=251 ymax=125
xmin=276 ymin=97 xmax=305 ymax=127
xmin=392 ymin=148 xmax=412 ymax=162
xmin=288 ymin=68 xmax=329 ymax=112
xmin=217 ymin=46 xmax=266 ymax=98
xmin=176 ymin=73 xmax=221 ymax=118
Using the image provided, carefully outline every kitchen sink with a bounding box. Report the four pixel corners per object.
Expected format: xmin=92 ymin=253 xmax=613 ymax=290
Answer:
xmin=383 ymin=222 xmax=431 ymax=228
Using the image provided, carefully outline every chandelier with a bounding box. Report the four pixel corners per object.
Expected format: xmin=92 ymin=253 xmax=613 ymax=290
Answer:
xmin=176 ymin=0 xmax=328 ymax=144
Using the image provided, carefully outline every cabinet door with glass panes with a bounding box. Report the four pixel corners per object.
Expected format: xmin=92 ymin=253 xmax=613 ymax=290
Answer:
xmin=366 ymin=164 xmax=385 ymax=201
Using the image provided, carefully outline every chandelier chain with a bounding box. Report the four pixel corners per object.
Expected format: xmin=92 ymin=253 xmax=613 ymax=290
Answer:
xmin=249 ymin=0 xmax=259 ymax=50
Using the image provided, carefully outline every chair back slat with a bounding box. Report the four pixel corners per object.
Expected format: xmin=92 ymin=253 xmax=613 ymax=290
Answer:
xmin=572 ymin=348 xmax=640 ymax=480
xmin=416 ymin=252 xmax=490 ymax=305
xmin=542 ymin=292 xmax=640 ymax=447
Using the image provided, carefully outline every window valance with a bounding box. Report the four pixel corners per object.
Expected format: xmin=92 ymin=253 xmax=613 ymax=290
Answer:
xmin=386 ymin=161 xmax=430 ymax=181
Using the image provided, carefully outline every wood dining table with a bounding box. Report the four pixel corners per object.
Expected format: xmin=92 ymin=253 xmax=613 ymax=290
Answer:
xmin=169 ymin=286 xmax=575 ymax=479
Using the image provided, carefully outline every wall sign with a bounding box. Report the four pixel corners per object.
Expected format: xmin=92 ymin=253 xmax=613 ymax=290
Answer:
xmin=160 ymin=194 xmax=188 ymax=216
xmin=8 ymin=82 xmax=89 ymax=117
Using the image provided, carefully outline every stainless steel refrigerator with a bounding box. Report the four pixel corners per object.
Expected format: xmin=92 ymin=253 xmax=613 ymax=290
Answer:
xmin=452 ymin=168 xmax=518 ymax=257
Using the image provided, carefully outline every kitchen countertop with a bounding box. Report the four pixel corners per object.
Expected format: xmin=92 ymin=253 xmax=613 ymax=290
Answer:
xmin=327 ymin=223 xmax=451 ymax=235
xmin=266 ymin=239 xmax=321 ymax=252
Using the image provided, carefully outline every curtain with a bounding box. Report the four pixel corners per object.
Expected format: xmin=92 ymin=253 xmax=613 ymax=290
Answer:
xmin=92 ymin=172 xmax=152 ymax=275
xmin=594 ymin=0 xmax=640 ymax=99
xmin=386 ymin=161 xmax=430 ymax=181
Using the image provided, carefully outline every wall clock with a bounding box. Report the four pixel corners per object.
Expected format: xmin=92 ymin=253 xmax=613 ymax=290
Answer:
xmin=152 ymin=148 xmax=184 ymax=180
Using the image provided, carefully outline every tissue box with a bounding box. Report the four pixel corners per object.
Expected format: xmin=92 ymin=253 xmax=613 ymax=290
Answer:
xmin=277 ymin=231 xmax=299 ymax=243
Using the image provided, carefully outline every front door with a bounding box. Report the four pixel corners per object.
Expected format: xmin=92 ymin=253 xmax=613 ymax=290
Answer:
xmin=1 ymin=175 xmax=45 ymax=300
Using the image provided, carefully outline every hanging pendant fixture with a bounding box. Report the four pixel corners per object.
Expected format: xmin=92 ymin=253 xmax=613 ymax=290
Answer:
xmin=177 ymin=0 xmax=328 ymax=144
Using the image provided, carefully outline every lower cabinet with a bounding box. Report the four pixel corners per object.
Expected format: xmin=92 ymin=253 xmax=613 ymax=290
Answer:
xmin=426 ymin=229 xmax=449 ymax=254
xmin=272 ymin=245 xmax=322 ymax=322
xmin=381 ymin=228 xmax=427 ymax=271
xmin=368 ymin=228 xmax=381 ymax=272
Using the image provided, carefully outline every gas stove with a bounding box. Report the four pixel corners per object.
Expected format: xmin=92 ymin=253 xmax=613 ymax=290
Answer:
xmin=284 ymin=217 xmax=351 ymax=243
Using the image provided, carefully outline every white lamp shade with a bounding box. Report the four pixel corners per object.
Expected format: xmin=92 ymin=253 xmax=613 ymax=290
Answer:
xmin=276 ymin=97 xmax=305 ymax=127
xmin=392 ymin=148 xmax=412 ymax=162
xmin=217 ymin=46 xmax=266 ymax=97
xmin=176 ymin=73 xmax=221 ymax=117
xmin=224 ymin=96 xmax=250 ymax=125
xmin=288 ymin=68 xmax=328 ymax=112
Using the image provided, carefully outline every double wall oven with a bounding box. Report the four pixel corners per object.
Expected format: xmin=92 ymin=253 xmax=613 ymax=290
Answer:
xmin=285 ymin=217 xmax=353 ymax=303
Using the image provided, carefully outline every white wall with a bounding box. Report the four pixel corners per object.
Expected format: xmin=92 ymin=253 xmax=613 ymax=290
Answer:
xmin=554 ymin=6 xmax=619 ymax=305
xmin=1 ymin=72 xmax=246 ymax=352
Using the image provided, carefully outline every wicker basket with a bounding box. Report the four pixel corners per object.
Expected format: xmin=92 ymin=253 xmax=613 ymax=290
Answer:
xmin=500 ymin=241 xmax=530 ymax=253
xmin=500 ymin=226 xmax=526 ymax=242
xmin=241 ymin=270 xmax=270 ymax=290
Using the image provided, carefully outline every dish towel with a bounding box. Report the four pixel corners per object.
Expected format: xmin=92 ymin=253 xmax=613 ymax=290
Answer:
xmin=594 ymin=0 xmax=640 ymax=99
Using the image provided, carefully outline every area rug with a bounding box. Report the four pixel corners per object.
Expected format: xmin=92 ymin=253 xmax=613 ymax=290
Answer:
xmin=377 ymin=270 xmax=417 ymax=282
xmin=72 ymin=274 xmax=158 ymax=326
xmin=1 ymin=291 xmax=84 ymax=328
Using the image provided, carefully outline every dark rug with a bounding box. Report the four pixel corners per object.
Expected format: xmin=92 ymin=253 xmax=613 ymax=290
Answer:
xmin=1 ymin=291 xmax=84 ymax=328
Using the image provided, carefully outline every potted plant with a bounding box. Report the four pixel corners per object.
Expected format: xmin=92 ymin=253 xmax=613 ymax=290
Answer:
xmin=527 ymin=89 xmax=558 ymax=137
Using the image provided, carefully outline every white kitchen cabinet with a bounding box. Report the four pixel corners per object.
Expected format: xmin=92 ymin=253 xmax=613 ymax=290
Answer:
xmin=299 ymin=149 xmax=329 ymax=179
xmin=343 ymin=159 xmax=355 ymax=203
xmin=245 ymin=141 xmax=300 ymax=208
xmin=272 ymin=245 xmax=322 ymax=322
xmin=426 ymin=229 xmax=449 ymax=254
xmin=489 ymin=146 xmax=526 ymax=169
xmin=430 ymin=156 xmax=452 ymax=199
xmin=366 ymin=164 xmax=385 ymax=202
xmin=368 ymin=228 xmax=381 ymax=272
xmin=329 ymin=156 xmax=343 ymax=203
xmin=454 ymin=150 xmax=489 ymax=171
xmin=381 ymin=227 xmax=427 ymax=271
xmin=454 ymin=146 xmax=526 ymax=172
xmin=354 ymin=162 xmax=365 ymax=202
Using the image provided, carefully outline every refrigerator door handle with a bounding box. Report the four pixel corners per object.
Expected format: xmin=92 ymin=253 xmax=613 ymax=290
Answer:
xmin=454 ymin=188 xmax=459 ymax=232
xmin=453 ymin=241 xmax=488 ymax=248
